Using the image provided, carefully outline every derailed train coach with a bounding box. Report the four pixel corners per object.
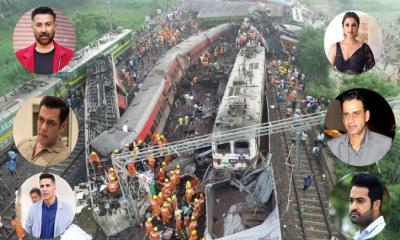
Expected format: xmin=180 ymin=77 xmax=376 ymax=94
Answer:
xmin=211 ymin=44 xmax=266 ymax=170
xmin=91 ymin=23 xmax=235 ymax=156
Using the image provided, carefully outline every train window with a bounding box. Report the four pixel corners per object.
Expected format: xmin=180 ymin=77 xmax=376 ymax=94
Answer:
xmin=254 ymin=63 xmax=259 ymax=69
xmin=217 ymin=143 xmax=231 ymax=154
xmin=228 ymin=87 xmax=235 ymax=96
xmin=249 ymin=63 xmax=254 ymax=70
xmin=234 ymin=141 xmax=250 ymax=154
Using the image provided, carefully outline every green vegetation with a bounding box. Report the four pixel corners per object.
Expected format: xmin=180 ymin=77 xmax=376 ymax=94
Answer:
xmin=0 ymin=0 xmax=179 ymax=96
xmin=339 ymin=73 xmax=400 ymax=97
xmin=296 ymin=27 xmax=336 ymax=99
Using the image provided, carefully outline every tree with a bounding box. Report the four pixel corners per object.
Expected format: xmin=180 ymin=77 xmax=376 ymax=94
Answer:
xmin=72 ymin=12 xmax=109 ymax=50
xmin=297 ymin=27 xmax=330 ymax=86
xmin=339 ymin=73 xmax=400 ymax=98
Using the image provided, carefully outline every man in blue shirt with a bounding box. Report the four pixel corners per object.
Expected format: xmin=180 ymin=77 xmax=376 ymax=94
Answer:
xmin=25 ymin=173 xmax=74 ymax=238
xmin=349 ymin=173 xmax=386 ymax=240
xmin=6 ymin=158 xmax=18 ymax=179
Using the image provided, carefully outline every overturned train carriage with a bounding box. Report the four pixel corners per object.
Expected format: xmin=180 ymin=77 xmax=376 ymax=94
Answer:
xmin=90 ymin=23 xmax=235 ymax=156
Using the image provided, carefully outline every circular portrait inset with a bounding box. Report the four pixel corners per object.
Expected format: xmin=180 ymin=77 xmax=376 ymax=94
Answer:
xmin=16 ymin=173 xmax=76 ymax=238
xmin=329 ymin=172 xmax=390 ymax=239
xmin=13 ymin=95 xmax=79 ymax=166
xmin=324 ymin=88 xmax=395 ymax=166
xmin=324 ymin=11 xmax=383 ymax=75
xmin=13 ymin=6 xmax=75 ymax=74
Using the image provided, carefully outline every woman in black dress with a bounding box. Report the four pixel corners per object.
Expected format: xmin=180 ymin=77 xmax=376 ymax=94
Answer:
xmin=328 ymin=12 xmax=375 ymax=74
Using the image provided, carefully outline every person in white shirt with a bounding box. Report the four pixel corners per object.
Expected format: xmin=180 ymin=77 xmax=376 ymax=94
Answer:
xmin=349 ymin=173 xmax=386 ymax=240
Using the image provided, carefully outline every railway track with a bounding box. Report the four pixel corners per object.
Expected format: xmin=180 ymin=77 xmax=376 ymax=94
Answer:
xmin=2 ymin=121 xmax=85 ymax=240
xmin=273 ymin=85 xmax=336 ymax=240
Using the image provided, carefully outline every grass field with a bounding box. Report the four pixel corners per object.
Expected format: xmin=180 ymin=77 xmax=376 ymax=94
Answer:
xmin=301 ymin=0 xmax=400 ymax=25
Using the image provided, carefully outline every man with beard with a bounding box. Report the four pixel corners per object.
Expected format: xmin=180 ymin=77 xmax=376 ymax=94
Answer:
xmin=349 ymin=173 xmax=386 ymax=240
xmin=25 ymin=173 xmax=74 ymax=238
xmin=17 ymin=96 xmax=71 ymax=166
xmin=15 ymin=6 xmax=73 ymax=74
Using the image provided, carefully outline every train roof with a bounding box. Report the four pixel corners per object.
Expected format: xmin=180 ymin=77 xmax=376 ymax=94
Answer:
xmin=197 ymin=3 xmax=265 ymax=19
xmin=213 ymin=45 xmax=265 ymax=133
xmin=90 ymin=24 xmax=235 ymax=155
xmin=60 ymin=28 xmax=132 ymax=73
xmin=0 ymin=76 xmax=62 ymax=119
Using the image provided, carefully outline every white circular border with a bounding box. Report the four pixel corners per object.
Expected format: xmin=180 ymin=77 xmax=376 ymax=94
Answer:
xmin=16 ymin=173 xmax=76 ymax=230
xmin=324 ymin=11 xmax=384 ymax=61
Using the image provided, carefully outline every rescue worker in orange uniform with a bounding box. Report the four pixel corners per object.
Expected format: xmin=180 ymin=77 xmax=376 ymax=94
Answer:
xmin=127 ymin=161 xmax=137 ymax=176
xmin=157 ymin=192 xmax=164 ymax=207
xmin=199 ymin=193 xmax=205 ymax=214
xmin=11 ymin=216 xmax=25 ymax=240
xmin=161 ymin=178 xmax=172 ymax=200
xmin=107 ymin=167 xmax=119 ymax=192
xmin=89 ymin=151 xmax=100 ymax=167
xmin=189 ymin=230 xmax=198 ymax=240
xmin=157 ymin=166 xmax=166 ymax=183
xmin=170 ymin=171 xmax=180 ymax=192
xmin=171 ymin=194 xmax=178 ymax=212
xmin=175 ymin=209 xmax=183 ymax=235
xmin=156 ymin=192 xmax=164 ymax=207
xmin=144 ymin=217 xmax=153 ymax=236
xmin=166 ymin=198 xmax=173 ymax=213
xmin=185 ymin=181 xmax=195 ymax=204
xmin=161 ymin=202 xmax=172 ymax=225
xmin=188 ymin=216 xmax=198 ymax=237
xmin=149 ymin=226 xmax=160 ymax=240
xmin=150 ymin=195 xmax=161 ymax=220
xmin=174 ymin=165 xmax=181 ymax=176
xmin=192 ymin=198 xmax=201 ymax=220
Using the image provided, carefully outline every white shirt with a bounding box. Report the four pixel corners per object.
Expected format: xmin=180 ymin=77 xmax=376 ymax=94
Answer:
xmin=353 ymin=216 xmax=386 ymax=240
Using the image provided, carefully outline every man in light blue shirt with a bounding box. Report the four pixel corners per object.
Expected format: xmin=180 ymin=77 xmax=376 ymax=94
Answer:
xmin=25 ymin=173 xmax=74 ymax=238
xmin=349 ymin=173 xmax=386 ymax=240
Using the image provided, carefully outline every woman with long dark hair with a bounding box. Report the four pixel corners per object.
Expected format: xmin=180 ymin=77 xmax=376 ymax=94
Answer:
xmin=328 ymin=12 xmax=375 ymax=74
